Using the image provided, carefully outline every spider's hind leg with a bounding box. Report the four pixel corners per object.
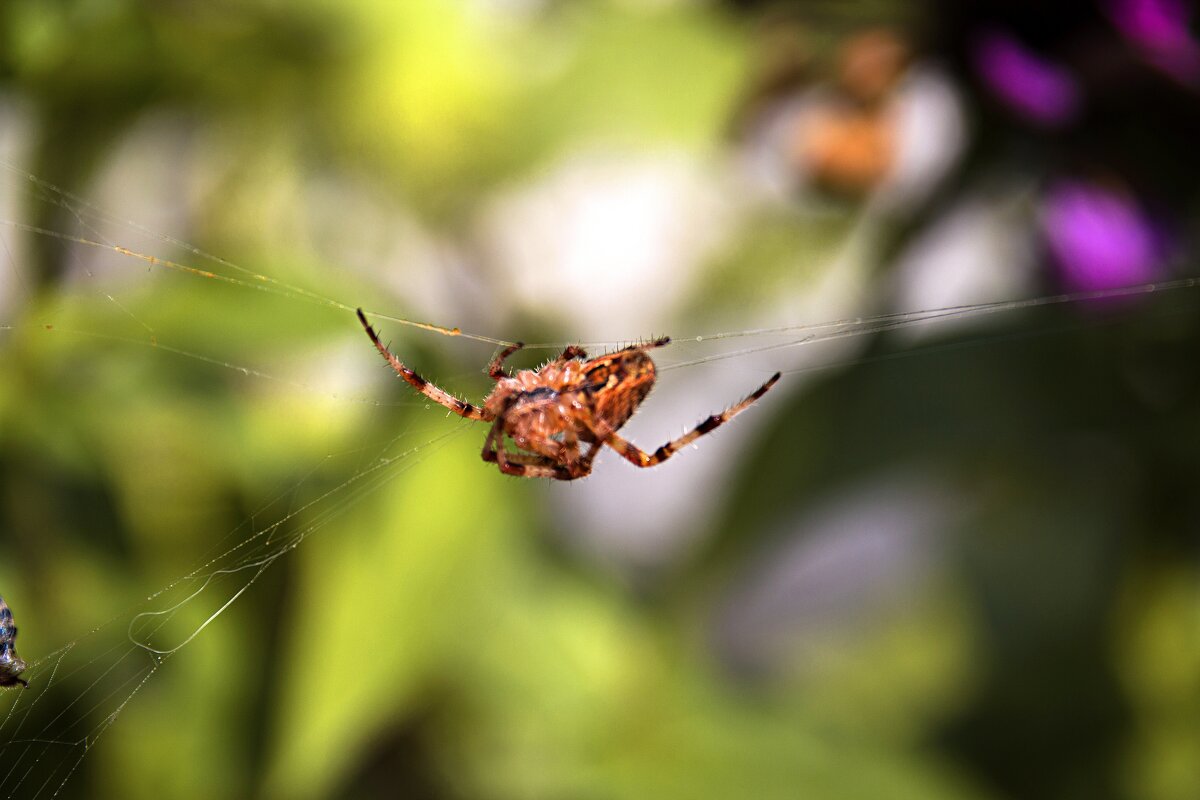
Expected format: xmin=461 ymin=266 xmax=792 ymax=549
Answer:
xmin=595 ymin=372 xmax=780 ymax=468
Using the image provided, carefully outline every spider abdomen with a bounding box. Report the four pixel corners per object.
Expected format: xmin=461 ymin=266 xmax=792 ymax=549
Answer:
xmin=582 ymin=349 xmax=657 ymax=433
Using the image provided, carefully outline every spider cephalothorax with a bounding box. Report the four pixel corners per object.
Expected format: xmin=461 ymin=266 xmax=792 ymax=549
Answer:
xmin=357 ymin=310 xmax=779 ymax=481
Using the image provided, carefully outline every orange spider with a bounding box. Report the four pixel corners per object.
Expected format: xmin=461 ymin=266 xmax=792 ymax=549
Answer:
xmin=357 ymin=310 xmax=780 ymax=481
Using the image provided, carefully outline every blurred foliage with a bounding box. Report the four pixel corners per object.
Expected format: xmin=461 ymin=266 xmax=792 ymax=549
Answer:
xmin=0 ymin=1 xmax=1198 ymax=800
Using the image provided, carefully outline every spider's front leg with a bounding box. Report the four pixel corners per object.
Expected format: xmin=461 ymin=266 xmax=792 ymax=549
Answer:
xmin=557 ymin=345 xmax=588 ymax=361
xmin=488 ymin=342 xmax=526 ymax=380
xmin=621 ymin=336 xmax=670 ymax=352
xmin=356 ymin=309 xmax=491 ymax=421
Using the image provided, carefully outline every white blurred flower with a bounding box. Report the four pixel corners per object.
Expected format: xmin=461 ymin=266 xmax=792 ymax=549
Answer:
xmin=479 ymin=147 xmax=738 ymax=339
xmin=889 ymin=188 xmax=1039 ymax=341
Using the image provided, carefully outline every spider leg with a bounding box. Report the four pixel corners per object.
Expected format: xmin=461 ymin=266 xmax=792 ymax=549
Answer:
xmin=556 ymin=412 xmax=585 ymax=468
xmin=479 ymin=406 xmax=589 ymax=480
xmin=480 ymin=418 xmax=504 ymax=465
xmin=558 ymin=345 xmax=588 ymax=361
xmin=596 ymin=372 xmax=780 ymax=468
xmin=481 ymin=426 xmax=585 ymax=480
xmin=570 ymin=408 xmax=613 ymax=471
xmin=620 ymin=336 xmax=670 ymax=352
xmin=488 ymin=342 xmax=526 ymax=380
xmin=357 ymin=309 xmax=491 ymax=421
xmin=484 ymin=449 xmax=586 ymax=480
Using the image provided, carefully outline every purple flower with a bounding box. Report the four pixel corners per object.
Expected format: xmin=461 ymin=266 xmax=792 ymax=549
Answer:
xmin=974 ymin=30 xmax=1081 ymax=126
xmin=1108 ymin=0 xmax=1200 ymax=84
xmin=1041 ymin=181 xmax=1171 ymax=292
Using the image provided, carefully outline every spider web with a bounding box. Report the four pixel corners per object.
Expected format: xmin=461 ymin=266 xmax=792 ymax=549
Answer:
xmin=0 ymin=156 xmax=495 ymax=798
xmin=0 ymin=154 xmax=1196 ymax=800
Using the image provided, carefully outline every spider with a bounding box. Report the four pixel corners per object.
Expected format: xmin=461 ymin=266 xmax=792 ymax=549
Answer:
xmin=357 ymin=309 xmax=780 ymax=480
xmin=0 ymin=595 xmax=28 ymax=689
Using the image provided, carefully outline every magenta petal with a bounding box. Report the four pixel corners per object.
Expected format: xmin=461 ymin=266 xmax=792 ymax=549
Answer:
xmin=1042 ymin=182 xmax=1168 ymax=292
xmin=1110 ymin=0 xmax=1193 ymax=49
xmin=1108 ymin=0 xmax=1200 ymax=83
xmin=974 ymin=31 xmax=1081 ymax=126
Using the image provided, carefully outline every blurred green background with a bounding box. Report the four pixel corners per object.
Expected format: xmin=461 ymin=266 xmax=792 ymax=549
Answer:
xmin=0 ymin=1 xmax=1198 ymax=799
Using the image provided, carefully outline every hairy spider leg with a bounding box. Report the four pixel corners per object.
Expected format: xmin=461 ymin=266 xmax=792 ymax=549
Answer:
xmin=557 ymin=345 xmax=588 ymax=361
xmin=499 ymin=401 xmax=613 ymax=481
xmin=487 ymin=341 xmax=591 ymax=383
xmin=357 ymin=309 xmax=491 ymax=421
xmin=480 ymin=406 xmax=578 ymax=479
xmin=619 ymin=336 xmax=670 ymax=352
xmin=594 ymin=371 xmax=781 ymax=469
xmin=482 ymin=447 xmax=578 ymax=480
xmin=565 ymin=403 xmax=616 ymax=471
xmin=480 ymin=395 xmax=589 ymax=480
xmin=487 ymin=342 xmax=526 ymax=380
